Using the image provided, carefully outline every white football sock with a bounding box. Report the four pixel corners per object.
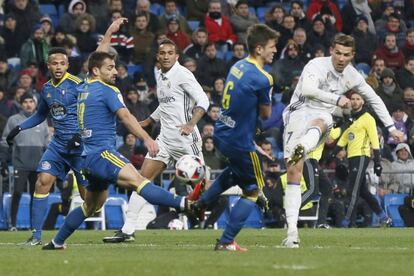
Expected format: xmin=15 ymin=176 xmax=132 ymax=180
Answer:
xmin=121 ymin=191 xmax=146 ymax=235
xmin=300 ymin=126 xmax=322 ymax=153
xmin=284 ymin=184 xmax=302 ymax=238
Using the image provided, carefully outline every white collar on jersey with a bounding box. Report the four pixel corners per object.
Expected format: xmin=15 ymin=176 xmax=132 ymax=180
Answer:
xmin=158 ymin=61 xmax=180 ymax=80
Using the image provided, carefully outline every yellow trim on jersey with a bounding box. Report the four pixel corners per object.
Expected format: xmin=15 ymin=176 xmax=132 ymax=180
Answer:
xmin=49 ymin=72 xmax=81 ymax=87
xmin=87 ymin=79 xmax=121 ymax=93
xmin=67 ymin=74 xmax=81 ymax=84
xmin=250 ymin=152 xmax=265 ymax=190
xmin=245 ymin=56 xmax=274 ymax=86
xmin=33 ymin=192 xmax=49 ymax=199
xmin=242 ymin=194 xmax=259 ymax=202
xmin=136 ymin=179 xmax=151 ymax=194
xmin=101 ymin=151 xmax=126 ymax=168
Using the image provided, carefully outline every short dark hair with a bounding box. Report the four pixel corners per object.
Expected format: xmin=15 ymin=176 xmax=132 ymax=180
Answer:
xmin=232 ymin=42 xmax=246 ymax=51
xmin=158 ymin=38 xmax=178 ymax=53
xmin=246 ymin=24 xmax=279 ymax=55
xmin=235 ymin=0 xmax=248 ymax=9
xmin=48 ymin=47 xmax=67 ymax=57
xmin=407 ymin=56 xmax=414 ymax=63
xmin=88 ymin=51 xmax=115 ymax=75
xmin=331 ymin=34 xmax=355 ymax=52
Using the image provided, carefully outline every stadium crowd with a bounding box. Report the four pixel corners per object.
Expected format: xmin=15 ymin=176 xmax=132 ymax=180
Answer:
xmin=0 ymin=0 xmax=414 ymax=230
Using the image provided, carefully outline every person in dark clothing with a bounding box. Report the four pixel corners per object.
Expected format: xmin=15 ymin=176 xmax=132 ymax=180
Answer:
xmin=352 ymin=15 xmax=379 ymax=65
xmin=128 ymin=0 xmax=159 ymax=33
xmin=19 ymin=25 xmax=49 ymax=73
xmin=402 ymin=28 xmax=414 ymax=59
xmin=115 ymin=63 xmax=133 ymax=94
xmin=226 ymin=42 xmax=246 ymax=72
xmin=395 ymin=56 xmax=414 ymax=90
xmin=196 ymin=42 xmax=227 ymax=88
xmin=124 ymin=87 xmax=151 ymax=123
xmin=117 ymin=133 xmax=146 ymax=169
xmin=183 ymin=27 xmax=208 ymax=60
xmin=74 ymin=14 xmax=100 ymax=57
xmin=307 ymin=15 xmax=335 ymax=52
xmin=0 ymin=56 xmax=17 ymax=93
xmin=1 ymin=14 xmax=20 ymax=58
xmin=375 ymin=67 xmax=404 ymax=110
xmin=0 ymin=88 xmax=12 ymax=118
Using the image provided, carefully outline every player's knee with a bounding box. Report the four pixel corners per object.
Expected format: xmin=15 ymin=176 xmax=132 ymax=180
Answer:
xmin=242 ymin=189 xmax=259 ymax=202
xmin=35 ymin=177 xmax=53 ymax=194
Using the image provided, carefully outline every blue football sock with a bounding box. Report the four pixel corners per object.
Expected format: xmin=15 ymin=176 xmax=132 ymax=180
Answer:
xmin=139 ymin=183 xmax=183 ymax=209
xmin=200 ymin=167 xmax=233 ymax=205
xmin=31 ymin=193 xmax=49 ymax=240
xmin=378 ymin=211 xmax=387 ymax=220
xmin=220 ymin=197 xmax=255 ymax=244
xmin=54 ymin=207 xmax=86 ymax=245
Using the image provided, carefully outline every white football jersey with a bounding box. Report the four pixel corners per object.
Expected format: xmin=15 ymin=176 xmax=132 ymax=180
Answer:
xmin=286 ymin=56 xmax=394 ymax=128
xmin=151 ymin=61 xmax=209 ymax=147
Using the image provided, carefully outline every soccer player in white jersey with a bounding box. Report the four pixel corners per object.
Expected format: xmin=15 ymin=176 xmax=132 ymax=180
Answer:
xmin=282 ymin=34 xmax=404 ymax=248
xmin=103 ymin=39 xmax=209 ymax=243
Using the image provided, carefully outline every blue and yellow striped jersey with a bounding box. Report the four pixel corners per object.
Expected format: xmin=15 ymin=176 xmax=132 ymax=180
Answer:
xmin=77 ymin=79 xmax=125 ymax=155
xmin=214 ymin=57 xmax=273 ymax=151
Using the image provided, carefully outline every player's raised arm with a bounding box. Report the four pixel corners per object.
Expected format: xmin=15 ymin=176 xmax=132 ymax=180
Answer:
xmin=96 ymin=17 xmax=128 ymax=53
xmin=116 ymin=108 xmax=159 ymax=157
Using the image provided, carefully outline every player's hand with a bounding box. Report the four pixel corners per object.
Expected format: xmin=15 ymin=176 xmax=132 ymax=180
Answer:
xmin=139 ymin=119 xmax=151 ymax=128
xmin=107 ymin=17 xmax=128 ymax=34
xmin=66 ymin=133 xmax=82 ymax=150
xmin=177 ymin=123 xmax=194 ymax=136
xmin=390 ymin=129 xmax=404 ymax=144
xmin=374 ymin=162 xmax=382 ymax=177
xmin=6 ymin=126 xmax=22 ymax=146
xmin=256 ymin=143 xmax=274 ymax=161
xmin=337 ymin=96 xmax=350 ymax=108
xmin=144 ymin=138 xmax=159 ymax=158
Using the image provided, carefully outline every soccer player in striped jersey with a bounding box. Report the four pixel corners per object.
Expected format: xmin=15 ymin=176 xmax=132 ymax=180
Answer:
xmin=103 ymin=38 xmax=209 ymax=243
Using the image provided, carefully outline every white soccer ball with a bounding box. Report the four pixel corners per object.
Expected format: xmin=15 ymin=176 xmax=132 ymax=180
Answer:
xmin=175 ymin=155 xmax=205 ymax=184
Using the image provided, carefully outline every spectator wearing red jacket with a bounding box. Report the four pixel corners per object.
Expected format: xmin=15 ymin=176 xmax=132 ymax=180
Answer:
xmin=306 ymin=0 xmax=342 ymax=32
xmin=204 ymin=0 xmax=237 ymax=50
xmin=373 ymin=32 xmax=406 ymax=71
xmin=166 ymin=17 xmax=191 ymax=52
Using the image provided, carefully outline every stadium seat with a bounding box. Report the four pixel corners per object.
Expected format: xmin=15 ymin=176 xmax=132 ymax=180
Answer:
xmin=150 ymin=3 xmax=165 ymax=16
xmin=105 ymin=196 xmax=127 ymax=229
xmin=256 ymin=7 xmax=268 ymax=23
xmin=16 ymin=193 xmax=31 ymax=229
xmin=410 ymin=20 xmax=414 ymax=28
xmin=0 ymin=192 xmax=11 ymax=229
xmin=39 ymin=4 xmax=59 ymax=26
xmin=355 ymin=63 xmax=371 ymax=77
xmin=178 ymin=5 xmax=187 ymax=17
xmin=224 ymin=51 xmax=233 ymax=61
xmin=384 ymin=193 xmax=407 ymax=227
xmin=249 ymin=7 xmax=256 ymax=16
xmin=337 ymin=0 xmax=347 ymax=9
xmin=127 ymin=64 xmax=143 ymax=76
xmin=108 ymin=184 xmax=117 ymax=195
xmin=162 ymin=179 xmax=171 ymax=190
xmin=188 ymin=20 xmax=200 ymax=31
xmin=58 ymin=4 xmax=65 ymax=16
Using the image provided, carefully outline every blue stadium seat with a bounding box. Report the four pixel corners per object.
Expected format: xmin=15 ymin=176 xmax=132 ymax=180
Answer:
xmin=127 ymin=64 xmax=143 ymax=76
xmin=337 ymin=0 xmax=347 ymax=9
xmin=384 ymin=193 xmax=407 ymax=227
xmin=355 ymin=63 xmax=371 ymax=77
xmin=224 ymin=51 xmax=233 ymax=61
xmin=105 ymin=196 xmax=127 ymax=229
xmin=178 ymin=5 xmax=187 ymax=17
xmin=410 ymin=20 xmax=414 ymax=28
xmin=58 ymin=4 xmax=66 ymax=16
xmin=16 ymin=193 xmax=31 ymax=229
xmin=47 ymin=193 xmax=62 ymax=229
xmin=162 ymin=179 xmax=171 ymax=190
xmin=2 ymin=192 xmax=11 ymax=228
xmin=39 ymin=4 xmax=59 ymax=27
xmin=150 ymin=3 xmax=165 ymax=16
xmin=256 ymin=7 xmax=268 ymax=23
xmin=108 ymin=184 xmax=117 ymax=195
xmin=188 ymin=20 xmax=200 ymax=31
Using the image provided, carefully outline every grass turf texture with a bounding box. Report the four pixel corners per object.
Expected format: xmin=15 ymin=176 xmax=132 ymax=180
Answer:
xmin=0 ymin=228 xmax=413 ymax=276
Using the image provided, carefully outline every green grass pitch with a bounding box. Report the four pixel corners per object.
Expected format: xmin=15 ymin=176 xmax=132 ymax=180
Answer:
xmin=0 ymin=228 xmax=413 ymax=276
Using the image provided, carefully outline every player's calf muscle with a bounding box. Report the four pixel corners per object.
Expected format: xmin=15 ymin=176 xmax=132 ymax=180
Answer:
xmin=35 ymin=173 xmax=56 ymax=194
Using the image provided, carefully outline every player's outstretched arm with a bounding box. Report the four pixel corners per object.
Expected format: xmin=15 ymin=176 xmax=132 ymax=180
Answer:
xmin=96 ymin=17 xmax=128 ymax=53
xmin=19 ymin=98 xmax=50 ymax=131
xmin=177 ymin=107 xmax=205 ymax=136
xmin=116 ymin=108 xmax=159 ymax=157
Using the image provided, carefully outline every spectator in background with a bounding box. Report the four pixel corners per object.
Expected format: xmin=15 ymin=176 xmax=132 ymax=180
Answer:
xmin=306 ymin=0 xmax=342 ymax=32
xmin=85 ymin=0 xmax=109 ymax=34
xmin=19 ymin=25 xmax=48 ymax=72
xmin=201 ymin=122 xmax=214 ymax=138
xmin=182 ymin=57 xmax=199 ymax=80
xmin=6 ymin=0 xmax=41 ymax=53
xmin=108 ymin=0 xmax=124 ymax=15
xmin=74 ymin=14 xmax=100 ymax=57
xmin=16 ymin=70 xmax=36 ymax=95
xmin=387 ymin=103 xmax=413 ymax=147
xmin=166 ymin=17 xmax=191 ymax=52
xmin=130 ymin=0 xmax=159 ymax=33
xmin=125 ymin=86 xmax=151 ymax=123
xmin=133 ymin=73 xmax=152 ymax=105
xmin=272 ymin=40 xmax=305 ymax=90
xmin=352 ymin=15 xmax=378 ymax=65
xmin=130 ymin=12 xmax=155 ymax=65
xmin=265 ymin=4 xmax=284 ymax=32
xmin=202 ymin=136 xmax=225 ymax=170
xmin=117 ymin=133 xmax=145 ymax=169
xmin=186 ymin=0 xmax=209 ymax=21
xmin=230 ymin=0 xmax=259 ymax=44
xmin=183 ymin=27 xmax=209 ymax=60
xmin=370 ymin=57 xmax=386 ymax=81
xmin=204 ymin=0 xmax=237 ymax=52
xmin=402 ymin=28 xmax=414 ymax=59
xmin=0 ymin=56 xmax=17 ymax=92
xmin=196 ymin=42 xmax=227 ymax=88
xmin=307 ymin=15 xmax=334 ymax=52
xmin=341 ymin=0 xmax=376 ymax=35
xmin=158 ymin=0 xmax=190 ymax=34
xmin=377 ymin=12 xmax=406 ymax=47
xmin=290 ymin=27 xmax=313 ymax=63
xmin=9 ymin=86 xmax=26 ymax=115
xmin=210 ymin=77 xmax=224 ymax=105
xmin=375 ymin=68 xmax=404 ymax=110
xmin=58 ymin=0 xmax=87 ymax=34
xmin=0 ymin=87 xmax=12 ymax=118
xmin=0 ymin=93 xmax=48 ymax=231
xmin=143 ymin=32 xmax=168 ymax=87
xmin=373 ymin=32 xmax=406 ymax=71
xmin=106 ymin=10 xmax=133 ymax=63
xmin=396 ymin=56 xmax=414 ymax=90
xmin=199 ymin=104 xmax=220 ymax=130
xmin=62 ymin=39 xmax=82 ymax=76
xmin=390 ymin=143 xmax=414 ymax=194
xmin=403 ymin=87 xmax=414 ymax=119
xmin=115 ymin=63 xmax=133 ymax=94
xmin=290 ymin=1 xmax=310 ymax=31
xmin=40 ymin=15 xmax=54 ymax=46
xmin=276 ymin=15 xmax=296 ymax=57
xmin=226 ymin=42 xmax=246 ymax=71
xmin=1 ymin=14 xmax=19 ymax=58
xmin=50 ymin=27 xmax=69 ymax=48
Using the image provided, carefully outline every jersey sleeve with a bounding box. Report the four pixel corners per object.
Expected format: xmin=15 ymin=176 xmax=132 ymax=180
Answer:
xmin=257 ymin=74 xmax=273 ymax=106
xmin=20 ymin=94 xmax=50 ymax=130
xmin=179 ymin=69 xmax=210 ymax=112
xmin=150 ymin=107 xmax=161 ymax=122
xmin=337 ymin=127 xmax=349 ymax=148
xmin=104 ymin=87 xmax=126 ymax=113
xmin=364 ymin=115 xmax=380 ymax=150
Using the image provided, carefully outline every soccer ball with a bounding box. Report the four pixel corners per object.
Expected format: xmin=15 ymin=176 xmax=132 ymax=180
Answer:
xmin=175 ymin=155 xmax=205 ymax=184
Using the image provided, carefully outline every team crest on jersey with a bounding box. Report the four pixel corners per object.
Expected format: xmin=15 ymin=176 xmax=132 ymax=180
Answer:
xmin=348 ymin=132 xmax=355 ymax=140
xmin=51 ymin=103 xmax=67 ymax=120
xmin=41 ymin=161 xmax=51 ymax=170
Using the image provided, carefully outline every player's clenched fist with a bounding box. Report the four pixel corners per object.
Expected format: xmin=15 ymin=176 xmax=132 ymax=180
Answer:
xmin=337 ymin=96 xmax=351 ymax=108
